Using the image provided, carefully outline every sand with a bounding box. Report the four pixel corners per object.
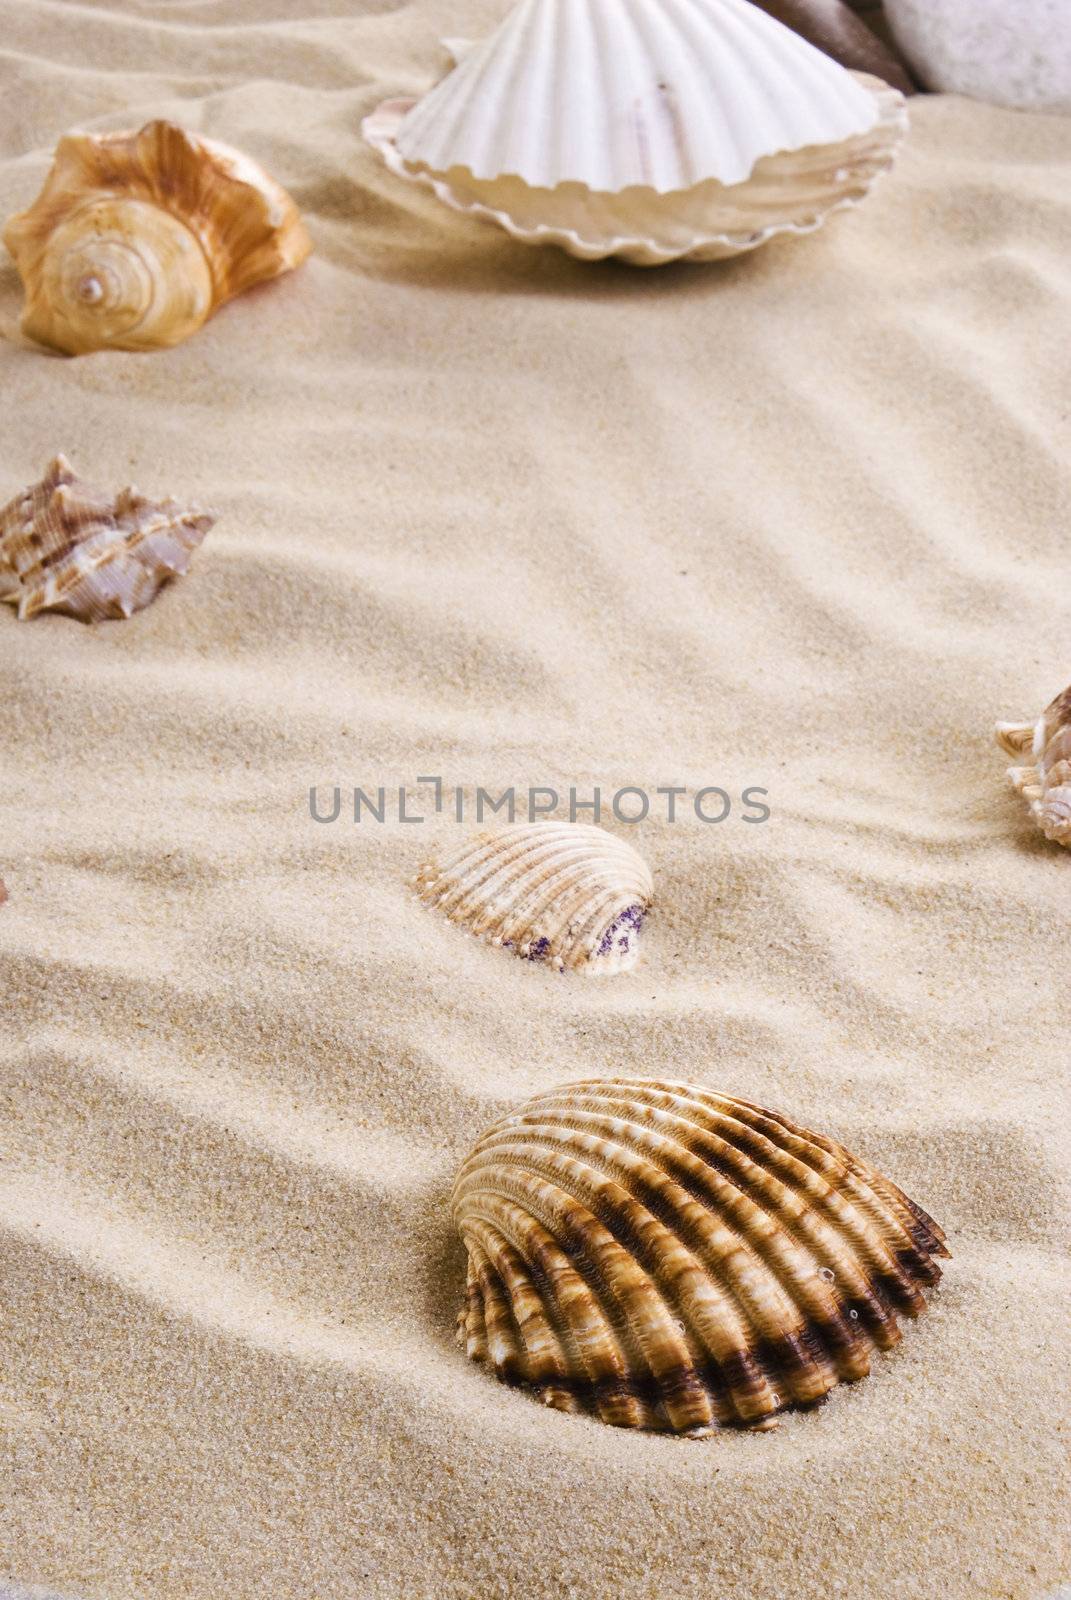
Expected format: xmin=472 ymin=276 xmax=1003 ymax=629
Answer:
xmin=1 ymin=2 xmax=1069 ymax=1597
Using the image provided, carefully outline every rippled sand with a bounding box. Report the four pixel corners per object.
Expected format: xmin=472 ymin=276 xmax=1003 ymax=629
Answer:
xmin=1 ymin=2 xmax=1069 ymax=1596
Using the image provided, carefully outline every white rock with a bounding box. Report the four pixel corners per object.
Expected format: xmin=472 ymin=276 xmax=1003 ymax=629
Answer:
xmin=885 ymin=0 xmax=1071 ymax=111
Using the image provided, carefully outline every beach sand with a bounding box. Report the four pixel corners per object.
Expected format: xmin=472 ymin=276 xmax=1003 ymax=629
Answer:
xmin=0 ymin=2 xmax=1069 ymax=1596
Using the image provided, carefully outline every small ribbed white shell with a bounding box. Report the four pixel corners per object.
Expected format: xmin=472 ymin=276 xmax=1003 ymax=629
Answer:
xmin=390 ymin=0 xmax=881 ymax=193
xmin=413 ymin=821 xmax=653 ymax=974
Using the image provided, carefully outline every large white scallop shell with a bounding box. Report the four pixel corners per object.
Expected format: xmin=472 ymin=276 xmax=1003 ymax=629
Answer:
xmin=454 ymin=1078 xmax=949 ymax=1432
xmin=413 ymin=821 xmax=653 ymax=973
xmin=996 ymin=683 xmax=1071 ymax=848
xmin=362 ymin=0 xmax=908 ymax=264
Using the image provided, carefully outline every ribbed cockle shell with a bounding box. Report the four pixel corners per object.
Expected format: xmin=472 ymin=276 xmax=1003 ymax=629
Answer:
xmin=996 ymin=683 xmax=1071 ymax=847
xmin=0 ymin=455 xmax=216 ymax=622
xmin=414 ymin=822 xmax=653 ymax=974
xmin=3 ymin=120 xmax=311 ymax=354
xmin=454 ymin=1078 xmax=949 ymax=1432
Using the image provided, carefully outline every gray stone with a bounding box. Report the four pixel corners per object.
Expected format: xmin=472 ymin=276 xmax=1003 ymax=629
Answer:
xmin=885 ymin=0 xmax=1071 ymax=111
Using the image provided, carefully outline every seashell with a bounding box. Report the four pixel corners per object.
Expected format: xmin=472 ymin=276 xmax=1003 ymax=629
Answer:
xmin=362 ymin=0 xmax=909 ymax=266
xmin=746 ymin=1 xmax=914 ymax=93
xmin=413 ymin=821 xmax=653 ymax=974
xmin=996 ymin=683 xmax=1071 ymax=848
xmin=0 ymin=878 xmax=7 ymax=906
xmin=454 ymin=1077 xmax=950 ymax=1433
xmin=0 ymin=455 xmax=216 ymax=622
xmin=3 ymin=120 xmax=312 ymax=355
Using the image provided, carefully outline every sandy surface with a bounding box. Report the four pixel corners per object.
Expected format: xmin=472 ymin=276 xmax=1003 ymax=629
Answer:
xmin=1 ymin=2 xmax=1069 ymax=1597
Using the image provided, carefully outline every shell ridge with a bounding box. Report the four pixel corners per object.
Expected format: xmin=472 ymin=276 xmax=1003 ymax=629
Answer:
xmin=415 ymin=822 xmax=652 ymax=973
xmin=562 ymin=1081 xmax=934 ymax=1296
xmin=365 ymin=74 xmax=905 ymax=263
xmin=446 ymin=874 xmax=635 ymax=962
xmin=526 ymin=0 xmax=564 ymax=168
xmin=845 ymin=1157 xmax=950 ymax=1262
xmin=464 ymin=1218 xmax=600 ymax=1416
xmin=668 ymin=1116 xmax=932 ymax=1316
xmin=396 ymin=0 xmax=534 ymax=180
xmin=465 ymin=1133 xmax=844 ymax=1407
xmin=707 ymin=1097 xmax=945 ymax=1281
xmin=459 ymin=1168 xmax=736 ymax=1429
xmin=457 ymin=1152 xmax=781 ymax=1425
xmin=467 ymin=1234 xmax=528 ymax=1385
xmin=454 ymin=1079 xmax=948 ymax=1432
xmin=462 ymin=1193 xmax=657 ymax=1428
xmin=724 ymin=0 xmax=878 ymax=156
xmin=473 ymin=1114 xmax=880 ymax=1377
xmin=589 ymin=0 xmax=641 ymax=188
xmin=623 ymin=0 xmax=714 ymax=190
xmin=458 ymin=1240 xmax=491 ymax=1360
xmin=423 ymin=827 xmax=636 ymax=906
xmin=473 ymin=1224 xmax=575 ymax=1393
xmin=496 ymin=879 xmax=636 ymax=958
xmin=469 ymin=849 xmax=620 ymax=919
xmin=558 ymin=890 xmax=646 ymax=968
xmin=460 ymin=1249 xmax=489 ymax=1362
xmin=464 ymin=1207 xmax=747 ymax=1425
xmin=667 ymin=0 xmax=776 ymax=186
xmin=473 ymin=1115 xmax=872 ymax=1378
xmin=509 ymin=1089 xmax=932 ymax=1320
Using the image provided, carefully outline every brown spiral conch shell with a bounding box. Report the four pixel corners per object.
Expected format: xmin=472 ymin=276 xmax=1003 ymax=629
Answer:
xmin=453 ymin=1078 xmax=949 ymax=1433
xmin=413 ymin=822 xmax=653 ymax=974
xmin=996 ymin=683 xmax=1071 ymax=848
xmin=0 ymin=455 xmax=216 ymax=622
xmin=3 ymin=120 xmax=311 ymax=355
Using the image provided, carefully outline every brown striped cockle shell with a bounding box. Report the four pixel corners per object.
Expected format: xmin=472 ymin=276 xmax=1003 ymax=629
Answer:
xmin=453 ymin=1078 xmax=949 ymax=1433
xmin=414 ymin=822 xmax=653 ymax=974
xmin=0 ymin=455 xmax=216 ymax=622
xmin=996 ymin=683 xmax=1071 ymax=848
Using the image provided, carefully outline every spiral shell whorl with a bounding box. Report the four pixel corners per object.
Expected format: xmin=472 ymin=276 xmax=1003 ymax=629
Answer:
xmin=31 ymin=198 xmax=213 ymax=353
xmin=3 ymin=121 xmax=311 ymax=355
xmin=453 ymin=1078 xmax=949 ymax=1433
